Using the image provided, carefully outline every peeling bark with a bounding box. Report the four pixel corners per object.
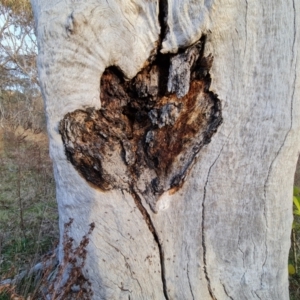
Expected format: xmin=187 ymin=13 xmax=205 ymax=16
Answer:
xmin=59 ymin=38 xmax=222 ymax=212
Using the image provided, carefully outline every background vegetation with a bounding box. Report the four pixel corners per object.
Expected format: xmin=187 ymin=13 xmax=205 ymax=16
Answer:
xmin=0 ymin=0 xmax=58 ymax=298
xmin=0 ymin=0 xmax=299 ymax=299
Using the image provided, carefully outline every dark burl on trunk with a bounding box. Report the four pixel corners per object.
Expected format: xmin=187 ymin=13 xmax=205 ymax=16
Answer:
xmin=59 ymin=38 xmax=222 ymax=212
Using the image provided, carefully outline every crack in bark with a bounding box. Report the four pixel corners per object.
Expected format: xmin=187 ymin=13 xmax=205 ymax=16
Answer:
xmin=262 ymin=4 xmax=297 ymax=287
xmin=263 ymin=1 xmax=297 ymax=199
xmin=292 ymin=0 xmax=296 ymax=63
xmin=158 ymin=0 xmax=168 ymax=48
xmin=186 ymin=263 xmax=195 ymax=300
xmin=236 ymin=197 xmax=248 ymax=272
xmin=105 ymin=240 xmax=143 ymax=297
xmin=221 ymin=283 xmax=234 ymax=300
xmin=244 ymin=0 xmax=248 ymax=57
xmin=130 ymin=187 xmax=169 ymax=300
xmin=237 ymin=245 xmax=245 ymax=268
xmin=254 ymin=291 xmax=262 ymax=300
xmin=240 ymin=271 xmax=246 ymax=286
xmin=201 ymin=145 xmax=225 ymax=300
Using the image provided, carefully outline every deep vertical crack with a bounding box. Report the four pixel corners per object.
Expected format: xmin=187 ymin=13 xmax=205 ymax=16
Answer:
xmin=202 ymin=146 xmax=224 ymax=300
xmin=130 ymin=187 xmax=169 ymax=300
xmin=158 ymin=0 xmax=168 ymax=50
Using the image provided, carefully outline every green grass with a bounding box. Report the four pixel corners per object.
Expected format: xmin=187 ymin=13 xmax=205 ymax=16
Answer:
xmin=289 ymin=187 xmax=300 ymax=299
xmin=0 ymin=292 xmax=10 ymax=300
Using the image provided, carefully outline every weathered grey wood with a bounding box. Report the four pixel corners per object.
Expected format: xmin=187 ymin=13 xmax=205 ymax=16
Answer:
xmin=31 ymin=0 xmax=300 ymax=299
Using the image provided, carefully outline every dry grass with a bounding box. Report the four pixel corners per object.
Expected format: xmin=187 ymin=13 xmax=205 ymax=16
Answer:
xmin=0 ymin=219 xmax=94 ymax=300
xmin=0 ymin=126 xmax=58 ymax=298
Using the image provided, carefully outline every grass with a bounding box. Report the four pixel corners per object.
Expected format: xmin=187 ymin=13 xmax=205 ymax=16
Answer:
xmin=0 ymin=291 xmax=10 ymax=300
xmin=0 ymin=126 xmax=59 ymax=298
xmin=289 ymin=185 xmax=300 ymax=299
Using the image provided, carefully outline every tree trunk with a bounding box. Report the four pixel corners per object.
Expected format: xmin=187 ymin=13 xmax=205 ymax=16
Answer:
xmin=31 ymin=0 xmax=300 ymax=299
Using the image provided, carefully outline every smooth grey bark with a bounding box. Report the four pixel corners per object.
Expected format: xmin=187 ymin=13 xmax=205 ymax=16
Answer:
xmin=31 ymin=0 xmax=300 ymax=299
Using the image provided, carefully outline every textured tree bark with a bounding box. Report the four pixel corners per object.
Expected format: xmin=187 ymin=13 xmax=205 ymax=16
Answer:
xmin=31 ymin=0 xmax=300 ymax=299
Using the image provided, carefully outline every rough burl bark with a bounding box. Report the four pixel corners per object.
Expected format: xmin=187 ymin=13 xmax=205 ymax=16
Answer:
xmin=60 ymin=39 xmax=222 ymax=212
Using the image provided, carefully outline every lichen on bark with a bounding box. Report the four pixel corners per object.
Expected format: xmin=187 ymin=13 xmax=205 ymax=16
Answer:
xmin=59 ymin=37 xmax=222 ymax=212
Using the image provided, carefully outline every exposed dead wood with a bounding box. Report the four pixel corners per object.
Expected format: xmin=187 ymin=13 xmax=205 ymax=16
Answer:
xmin=59 ymin=38 xmax=222 ymax=212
